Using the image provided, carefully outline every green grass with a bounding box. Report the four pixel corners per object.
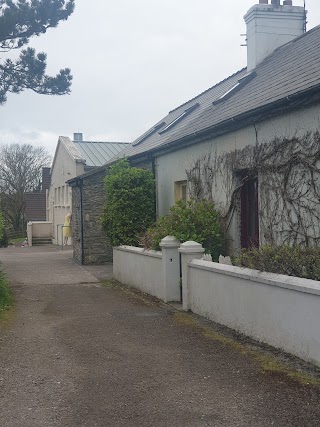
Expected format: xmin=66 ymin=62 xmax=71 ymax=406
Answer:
xmin=8 ymin=236 xmax=25 ymax=245
xmin=0 ymin=268 xmax=13 ymax=313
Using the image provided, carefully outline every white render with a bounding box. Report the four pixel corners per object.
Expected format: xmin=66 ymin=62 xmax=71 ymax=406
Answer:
xmin=155 ymin=103 xmax=320 ymax=252
xmin=185 ymin=259 xmax=320 ymax=366
xmin=47 ymin=136 xmax=86 ymax=245
xmin=244 ymin=3 xmax=305 ymax=71
xmin=113 ymin=240 xmax=181 ymax=302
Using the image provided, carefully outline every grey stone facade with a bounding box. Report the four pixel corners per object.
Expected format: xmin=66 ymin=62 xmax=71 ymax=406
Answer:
xmin=70 ymin=160 xmax=153 ymax=265
xmin=71 ymin=168 xmax=113 ymax=265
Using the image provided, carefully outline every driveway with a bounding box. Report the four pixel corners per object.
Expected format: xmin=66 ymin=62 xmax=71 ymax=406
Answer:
xmin=0 ymin=245 xmax=320 ymax=426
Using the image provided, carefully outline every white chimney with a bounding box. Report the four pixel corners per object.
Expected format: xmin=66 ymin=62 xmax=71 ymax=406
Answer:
xmin=73 ymin=133 xmax=83 ymax=142
xmin=244 ymin=1 xmax=306 ymax=71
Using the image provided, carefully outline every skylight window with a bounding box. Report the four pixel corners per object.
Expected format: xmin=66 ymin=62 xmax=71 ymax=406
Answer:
xmin=213 ymin=72 xmax=257 ymax=105
xmin=159 ymin=103 xmax=200 ymax=134
xmin=132 ymin=122 xmax=166 ymax=146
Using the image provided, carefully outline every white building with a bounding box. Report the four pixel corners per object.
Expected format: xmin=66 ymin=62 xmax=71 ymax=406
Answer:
xmin=48 ymin=134 xmax=129 ymax=245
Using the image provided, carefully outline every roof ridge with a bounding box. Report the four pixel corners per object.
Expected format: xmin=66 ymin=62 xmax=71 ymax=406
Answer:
xmin=169 ymin=67 xmax=247 ymax=114
xmin=74 ymin=140 xmax=129 ymax=144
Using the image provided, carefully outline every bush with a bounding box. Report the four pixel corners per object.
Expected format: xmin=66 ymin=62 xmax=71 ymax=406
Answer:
xmin=235 ymin=245 xmax=320 ymax=281
xmin=101 ymin=159 xmax=156 ymax=247
xmin=0 ymin=265 xmax=12 ymax=311
xmin=141 ymin=198 xmax=223 ymax=261
xmin=0 ymin=211 xmax=4 ymax=241
xmin=0 ymin=229 xmax=9 ymax=248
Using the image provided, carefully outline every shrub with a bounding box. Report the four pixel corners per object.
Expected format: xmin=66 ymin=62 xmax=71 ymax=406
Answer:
xmin=101 ymin=159 xmax=156 ymax=247
xmin=0 ymin=264 xmax=12 ymax=311
xmin=235 ymin=245 xmax=320 ymax=281
xmin=0 ymin=211 xmax=3 ymax=241
xmin=141 ymin=198 xmax=223 ymax=261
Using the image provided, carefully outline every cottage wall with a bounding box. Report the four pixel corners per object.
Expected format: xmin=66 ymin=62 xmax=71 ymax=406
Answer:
xmin=82 ymin=170 xmax=113 ymax=264
xmin=155 ymin=103 xmax=320 ymax=253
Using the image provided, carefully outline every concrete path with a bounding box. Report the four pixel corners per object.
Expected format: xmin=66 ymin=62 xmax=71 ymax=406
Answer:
xmin=0 ymin=246 xmax=320 ymax=426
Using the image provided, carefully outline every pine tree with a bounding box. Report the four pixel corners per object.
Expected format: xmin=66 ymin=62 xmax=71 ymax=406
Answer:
xmin=0 ymin=0 xmax=74 ymax=105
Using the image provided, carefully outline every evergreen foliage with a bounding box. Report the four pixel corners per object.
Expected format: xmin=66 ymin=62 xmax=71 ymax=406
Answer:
xmin=0 ymin=0 xmax=74 ymax=105
xmin=235 ymin=245 xmax=320 ymax=281
xmin=102 ymin=159 xmax=156 ymax=247
xmin=141 ymin=198 xmax=223 ymax=261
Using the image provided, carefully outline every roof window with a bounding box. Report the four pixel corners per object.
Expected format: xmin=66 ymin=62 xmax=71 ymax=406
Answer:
xmin=132 ymin=122 xmax=166 ymax=146
xmin=213 ymin=72 xmax=256 ymax=105
xmin=159 ymin=103 xmax=200 ymax=134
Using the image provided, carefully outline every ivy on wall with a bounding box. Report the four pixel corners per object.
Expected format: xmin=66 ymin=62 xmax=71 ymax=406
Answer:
xmin=186 ymin=132 xmax=320 ymax=247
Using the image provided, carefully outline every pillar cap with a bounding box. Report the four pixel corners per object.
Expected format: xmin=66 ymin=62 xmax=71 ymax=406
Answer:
xmin=179 ymin=241 xmax=205 ymax=254
xmin=159 ymin=235 xmax=181 ymax=248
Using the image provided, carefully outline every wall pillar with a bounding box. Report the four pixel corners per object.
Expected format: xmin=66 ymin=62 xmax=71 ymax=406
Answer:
xmin=159 ymin=236 xmax=181 ymax=303
xmin=179 ymin=241 xmax=205 ymax=311
xmin=27 ymin=222 xmax=33 ymax=247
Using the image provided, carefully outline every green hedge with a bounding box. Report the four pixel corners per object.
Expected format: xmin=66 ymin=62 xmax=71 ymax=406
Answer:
xmin=101 ymin=159 xmax=156 ymax=247
xmin=140 ymin=198 xmax=223 ymax=261
xmin=235 ymin=245 xmax=320 ymax=281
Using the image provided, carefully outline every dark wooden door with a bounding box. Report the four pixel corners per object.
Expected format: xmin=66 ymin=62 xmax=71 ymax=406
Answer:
xmin=241 ymin=178 xmax=259 ymax=248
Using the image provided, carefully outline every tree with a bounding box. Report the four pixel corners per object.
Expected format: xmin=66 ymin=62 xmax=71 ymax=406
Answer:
xmin=0 ymin=143 xmax=51 ymax=231
xmin=0 ymin=0 xmax=74 ymax=105
xmin=101 ymin=159 xmax=156 ymax=247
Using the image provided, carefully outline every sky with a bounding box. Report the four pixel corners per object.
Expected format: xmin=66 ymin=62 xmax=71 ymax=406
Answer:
xmin=0 ymin=0 xmax=318 ymax=156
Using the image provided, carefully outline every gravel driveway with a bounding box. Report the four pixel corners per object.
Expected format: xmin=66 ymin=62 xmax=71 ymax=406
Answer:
xmin=0 ymin=245 xmax=320 ymax=426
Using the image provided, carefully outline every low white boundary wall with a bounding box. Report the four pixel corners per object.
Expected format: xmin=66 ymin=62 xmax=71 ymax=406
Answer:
xmin=27 ymin=221 xmax=53 ymax=246
xmin=187 ymin=260 xmax=320 ymax=366
xmin=113 ymin=237 xmax=181 ymax=302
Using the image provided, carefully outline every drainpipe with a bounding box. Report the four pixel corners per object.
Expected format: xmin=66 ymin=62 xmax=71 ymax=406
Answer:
xmin=79 ymin=179 xmax=85 ymax=265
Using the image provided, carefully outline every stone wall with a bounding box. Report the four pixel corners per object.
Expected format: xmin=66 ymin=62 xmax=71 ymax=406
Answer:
xmin=71 ymin=160 xmax=153 ymax=265
xmin=82 ymin=170 xmax=113 ymax=265
xmin=72 ymin=185 xmax=82 ymax=264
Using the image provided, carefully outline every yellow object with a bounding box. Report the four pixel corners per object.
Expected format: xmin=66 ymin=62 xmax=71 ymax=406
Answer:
xmin=63 ymin=213 xmax=72 ymax=237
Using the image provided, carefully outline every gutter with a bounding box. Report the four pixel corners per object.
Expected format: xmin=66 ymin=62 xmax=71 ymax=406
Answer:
xmin=68 ymin=177 xmax=85 ymax=265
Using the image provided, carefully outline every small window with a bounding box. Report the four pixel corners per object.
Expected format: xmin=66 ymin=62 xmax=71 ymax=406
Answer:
xmin=174 ymin=180 xmax=188 ymax=203
xmin=58 ymin=187 xmax=61 ymax=205
xmin=54 ymin=188 xmax=57 ymax=205
xmin=133 ymin=122 xmax=166 ymax=147
xmin=65 ymin=185 xmax=69 ymax=204
xmin=61 ymin=186 xmax=65 ymax=206
xmin=159 ymin=103 xmax=200 ymax=134
xmin=213 ymin=72 xmax=256 ymax=105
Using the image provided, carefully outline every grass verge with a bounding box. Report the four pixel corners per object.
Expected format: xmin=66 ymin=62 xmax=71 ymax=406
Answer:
xmin=0 ymin=266 xmax=13 ymax=319
xmin=174 ymin=311 xmax=320 ymax=387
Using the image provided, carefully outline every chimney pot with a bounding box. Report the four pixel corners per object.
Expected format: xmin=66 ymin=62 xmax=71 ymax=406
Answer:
xmin=259 ymin=0 xmax=268 ymax=4
xmin=283 ymin=1 xmax=293 ymax=5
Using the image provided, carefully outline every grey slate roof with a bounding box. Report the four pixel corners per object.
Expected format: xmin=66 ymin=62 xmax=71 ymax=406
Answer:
xmin=112 ymin=24 xmax=320 ymax=161
xmin=110 ymin=68 xmax=248 ymax=160
xmin=73 ymin=141 xmax=129 ymax=167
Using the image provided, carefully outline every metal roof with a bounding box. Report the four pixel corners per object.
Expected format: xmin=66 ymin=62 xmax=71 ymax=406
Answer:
xmin=73 ymin=141 xmax=129 ymax=167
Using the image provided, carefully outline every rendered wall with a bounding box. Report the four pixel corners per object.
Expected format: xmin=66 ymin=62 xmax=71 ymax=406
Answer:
xmin=155 ymin=104 xmax=320 ymax=252
xmin=48 ymin=139 xmax=85 ymax=245
xmin=187 ymin=260 xmax=320 ymax=366
xmin=113 ymin=247 xmax=164 ymax=300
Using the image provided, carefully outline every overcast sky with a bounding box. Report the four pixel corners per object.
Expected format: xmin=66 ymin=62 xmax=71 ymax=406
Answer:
xmin=0 ymin=0 xmax=318 ymax=155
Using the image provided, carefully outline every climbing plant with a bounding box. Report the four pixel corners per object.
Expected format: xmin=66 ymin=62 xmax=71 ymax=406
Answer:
xmin=186 ymin=132 xmax=320 ymax=248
